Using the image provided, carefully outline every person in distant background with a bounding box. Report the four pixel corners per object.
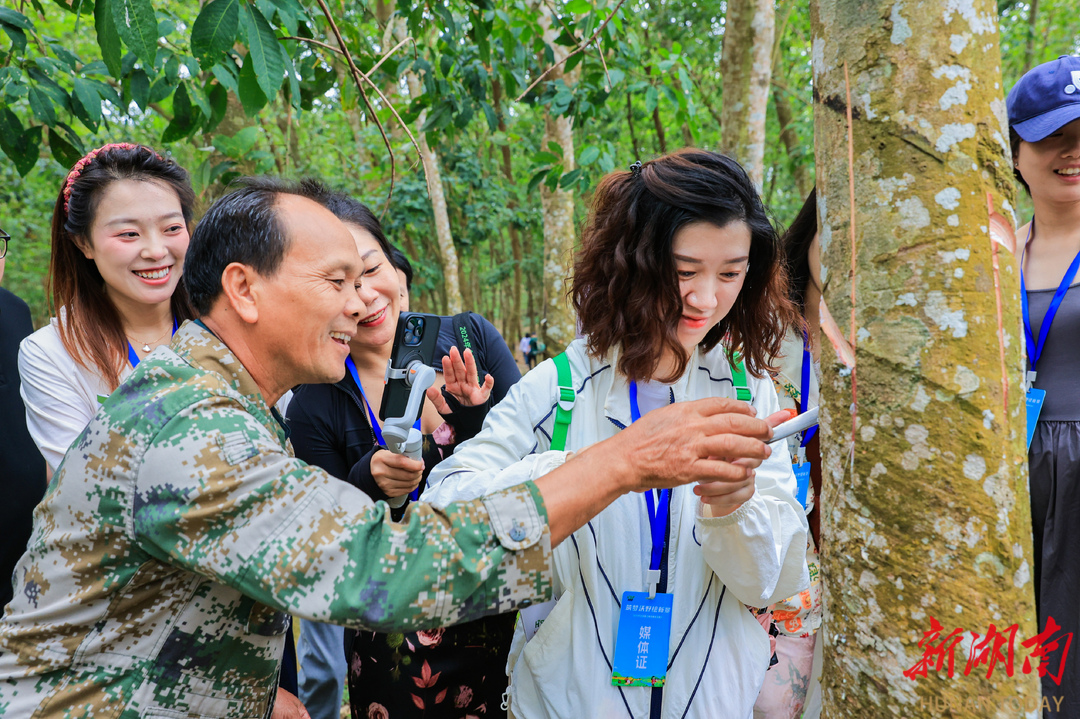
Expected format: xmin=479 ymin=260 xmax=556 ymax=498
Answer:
xmin=0 ymin=226 xmax=47 ymax=611
xmin=519 ymin=332 xmax=533 ymax=368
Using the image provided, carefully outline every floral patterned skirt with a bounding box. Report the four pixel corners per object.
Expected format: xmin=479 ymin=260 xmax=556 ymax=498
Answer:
xmin=347 ymin=613 xmax=516 ymax=718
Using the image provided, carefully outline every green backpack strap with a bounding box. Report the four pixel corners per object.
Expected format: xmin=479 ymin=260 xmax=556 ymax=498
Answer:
xmin=550 ymin=352 xmax=575 ymax=451
xmin=730 ymin=351 xmax=753 ymax=402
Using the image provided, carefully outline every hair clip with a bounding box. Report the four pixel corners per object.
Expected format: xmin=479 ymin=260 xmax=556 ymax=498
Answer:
xmin=629 ymin=161 xmax=642 ymax=176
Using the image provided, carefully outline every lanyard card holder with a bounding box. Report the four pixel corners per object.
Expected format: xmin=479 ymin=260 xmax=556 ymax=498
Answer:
xmin=612 ymin=591 xmax=674 ymax=687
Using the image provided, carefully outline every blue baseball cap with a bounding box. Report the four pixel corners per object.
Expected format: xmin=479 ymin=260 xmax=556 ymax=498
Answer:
xmin=1007 ymin=55 xmax=1080 ymax=142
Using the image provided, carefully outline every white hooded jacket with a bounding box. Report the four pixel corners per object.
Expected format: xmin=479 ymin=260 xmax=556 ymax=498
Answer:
xmin=423 ymin=339 xmax=810 ymax=719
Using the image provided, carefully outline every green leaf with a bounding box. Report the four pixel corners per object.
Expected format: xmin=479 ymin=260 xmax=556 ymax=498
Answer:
xmin=1 ymin=24 xmax=27 ymax=53
xmin=50 ymin=43 xmax=81 ymax=71
xmin=0 ymin=108 xmax=38 ymax=176
xmin=645 ymin=85 xmax=658 ymax=114
xmin=161 ymin=114 xmax=193 ymax=143
xmin=111 ymin=0 xmax=159 ymax=68
xmin=28 ymin=86 xmax=56 ymax=126
xmin=281 ymin=43 xmax=299 ymax=111
xmin=526 ymin=168 xmax=550 ymax=194
xmin=171 ymin=80 xmax=193 ymax=122
xmin=480 ymin=101 xmax=497 ymax=132
xmin=211 ymin=61 xmax=239 ymax=96
xmin=0 ymin=8 xmax=34 ymax=30
xmin=48 ymin=125 xmax=81 ymax=167
xmin=187 ymin=82 xmax=212 ymax=120
xmin=237 ymin=49 xmax=268 ymax=115
xmin=578 ymin=145 xmax=600 ymax=166
xmin=147 ymin=74 xmax=174 ymax=104
xmin=72 ymin=78 xmax=102 ymax=130
xmin=129 ymin=67 xmax=150 ymax=110
xmin=547 ymin=140 xmax=562 ymax=156
xmin=533 ymin=150 xmax=560 ymax=165
xmin=558 ymin=167 xmax=582 ymax=189
xmin=205 ymin=80 xmax=227 ymax=131
xmin=565 ymin=0 xmax=591 ymax=14
xmin=240 ymin=0 xmax=283 ymax=100
xmin=191 ymin=0 xmax=239 ymax=69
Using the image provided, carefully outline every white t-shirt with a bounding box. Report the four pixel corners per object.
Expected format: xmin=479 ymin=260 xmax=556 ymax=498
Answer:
xmin=19 ymin=318 xmax=131 ymax=471
xmin=633 ymin=379 xmax=672 ymax=416
xmin=519 ymin=336 xmax=532 ymax=354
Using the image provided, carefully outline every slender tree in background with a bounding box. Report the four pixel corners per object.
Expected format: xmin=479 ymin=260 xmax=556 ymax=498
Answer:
xmin=534 ymin=6 xmax=580 ymax=357
xmin=812 ymin=0 xmax=1038 ymax=714
xmin=391 ymin=18 xmax=463 ymax=315
xmin=719 ymin=0 xmax=774 ymax=189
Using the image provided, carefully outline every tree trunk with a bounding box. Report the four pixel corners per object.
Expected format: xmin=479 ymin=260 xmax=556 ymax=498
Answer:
xmin=812 ymin=0 xmax=1037 ymax=715
xmin=720 ymin=0 xmax=774 ymax=188
xmin=536 ymin=8 xmax=579 ymax=358
xmin=391 ymin=19 xmax=463 ymax=315
xmin=493 ymin=78 xmax=523 ymax=342
xmin=773 ymin=82 xmax=811 ymax=198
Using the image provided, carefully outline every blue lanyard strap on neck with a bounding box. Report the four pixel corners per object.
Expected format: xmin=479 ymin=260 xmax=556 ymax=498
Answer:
xmin=345 ymin=356 xmax=422 ymax=447
xmin=1021 ymin=218 xmax=1080 ymax=374
xmin=127 ymin=316 xmax=179 ymax=368
xmin=630 ymin=381 xmax=670 ymax=573
xmin=800 ymin=333 xmax=818 ymax=448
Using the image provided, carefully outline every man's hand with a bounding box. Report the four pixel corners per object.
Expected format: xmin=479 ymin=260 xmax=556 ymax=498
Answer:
xmin=695 ymin=409 xmax=790 ymax=516
xmin=536 ymin=397 xmax=775 ymax=546
xmin=370 ymin=449 xmax=424 ymax=498
xmin=426 ymin=346 xmax=494 ymax=412
xmin=272 ymin=688 xmax=310 ymax=719
xmin=617 ymin=397 xmax=773 ymax=492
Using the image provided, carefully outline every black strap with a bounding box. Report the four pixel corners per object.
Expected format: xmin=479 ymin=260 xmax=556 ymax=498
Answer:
xmin=450 ymin=312 xmax=485 ymax=384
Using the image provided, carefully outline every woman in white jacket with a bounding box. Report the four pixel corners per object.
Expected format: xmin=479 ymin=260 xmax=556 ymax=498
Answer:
xmin=424 ymin=150 xmax=810 ymax=719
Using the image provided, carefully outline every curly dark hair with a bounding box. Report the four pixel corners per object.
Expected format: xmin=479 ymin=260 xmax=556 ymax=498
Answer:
xmin=572 ymin=148 xmax=798 ymax=382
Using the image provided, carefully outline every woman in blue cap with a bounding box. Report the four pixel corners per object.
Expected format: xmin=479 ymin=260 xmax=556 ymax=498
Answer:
xmin=1008 ymin=54 xmax=1080 ymax=716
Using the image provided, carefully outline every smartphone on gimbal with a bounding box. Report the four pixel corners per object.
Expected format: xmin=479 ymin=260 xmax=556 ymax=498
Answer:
xmin=379 ymin=312 xmax=442 ymax=423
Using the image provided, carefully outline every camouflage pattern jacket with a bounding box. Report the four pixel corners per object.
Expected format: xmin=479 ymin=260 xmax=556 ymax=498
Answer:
xmin=0 ymin=320 xmax=552 ymax=719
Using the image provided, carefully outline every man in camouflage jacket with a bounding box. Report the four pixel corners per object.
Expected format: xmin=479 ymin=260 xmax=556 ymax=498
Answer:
xmin=0 ymin=179 xmax=777 ymax=718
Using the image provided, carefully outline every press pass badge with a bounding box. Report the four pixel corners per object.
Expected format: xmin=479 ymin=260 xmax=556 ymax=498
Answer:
xmin=612 ymin=591 xmax=673 ymax=687
xmin=1026 ymin=371 xmax=1045 ymax=450
xmin=794 ymin=447 xmax=811 ymax=510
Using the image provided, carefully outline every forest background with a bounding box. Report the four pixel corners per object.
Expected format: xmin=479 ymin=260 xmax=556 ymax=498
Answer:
xmin=0 ymin=0 xmax=1078 ymax=350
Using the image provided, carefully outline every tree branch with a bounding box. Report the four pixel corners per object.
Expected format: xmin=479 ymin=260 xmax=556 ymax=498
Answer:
xmin=311 ymin=1 xmax=426 ymax=217
xmin=514 ymin=0 xmax=628 ymax=103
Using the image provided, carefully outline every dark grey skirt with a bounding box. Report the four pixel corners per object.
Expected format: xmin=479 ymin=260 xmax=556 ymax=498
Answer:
xmin=1030 ymin=420 xmax=1080 ymax=718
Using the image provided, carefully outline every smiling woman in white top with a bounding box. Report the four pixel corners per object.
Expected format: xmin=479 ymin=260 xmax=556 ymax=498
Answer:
xmin=19 ymin=143 xmax=195 ymax=471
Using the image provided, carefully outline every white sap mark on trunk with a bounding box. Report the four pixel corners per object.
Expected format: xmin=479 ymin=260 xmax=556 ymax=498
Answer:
xmin=857 ymin=327 xmax=870 ymax=342
xmin=953 ymin=365 xmax=980 ymax=394
xmin=812 ymin=37 xmax=825 ymax=76
xmin=935 ymin=187 xmax=962 ymax=210
xmin=871 ymin=462 xmax=887 ymax=478
xmin=1013 ymin=543 xmax=1024 ymax=558
xmin=1013 ymin=560 xmax=1030 ymax=588
xmin=932 ymin=66 xmax=973 ymax=111
xmin=890 ymin=3 xmax=912 ymax=44
xmin=896 ymin=292 xmax=918 ymax=306
xmin=963 ymin=454 xmax=986 ymax=481
xmin=901 ymin=424 xmax=932 ymax=470
xmin=858 ymin=570 xmax=879 ymax=590
xmin=949 ymin=33 xmax=970 ymax=53
xmin=925 ymin=291 xmax=969 ymax=337
xmin=947 ymin=214 xmax=960 ymax=226
xmin=982 ymin=409 xmax=994 ymax=429
xmin=860 ymin=425 xmax=877 ymax=442
xmin=859 ymin=92 xmax=877 ymax=120
xmin=897 ymin=196 xmax=930 ymax=230
xmin=911 ymin=384 xmax=931 ymax=411
xmin=954 ymin=268 xmax=964 ymax=278
xmin=983 ymin=464 xmax=1017 ymax=537
xmin=943 ymin=0 xmax=996 ymax=35
xmin=935 ymin=123 xmax=977 ymax=152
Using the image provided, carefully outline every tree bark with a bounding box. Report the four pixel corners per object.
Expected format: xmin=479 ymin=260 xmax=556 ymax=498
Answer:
xmin=391 ymin=19 xmax=463 ymax=315
xmin=536 ymin=8 xmax=579 ymax=358
xmin=812 ymin=0 xmax=1037 ymax=715
xmin=626 ymin=94 xmax=641 ymax=159
xmin=493 ymin=77 xmax=523 ymax=342
xmin=720 ymin=0 xmax=774 ymax=189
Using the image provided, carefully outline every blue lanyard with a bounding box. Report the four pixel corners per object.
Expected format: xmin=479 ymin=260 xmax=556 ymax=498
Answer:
xmin=345 ymin=356 xmax=423 ymax=501
xmin=127 ymin=316 xmax=179 ymax=368
xmin=800 ymin=333 xmax=817 ymax=448
xmin=629 ymin=381 xmax=670 ymax=573
xmin=1020 ymin=219 xmax=1080 ymax=376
